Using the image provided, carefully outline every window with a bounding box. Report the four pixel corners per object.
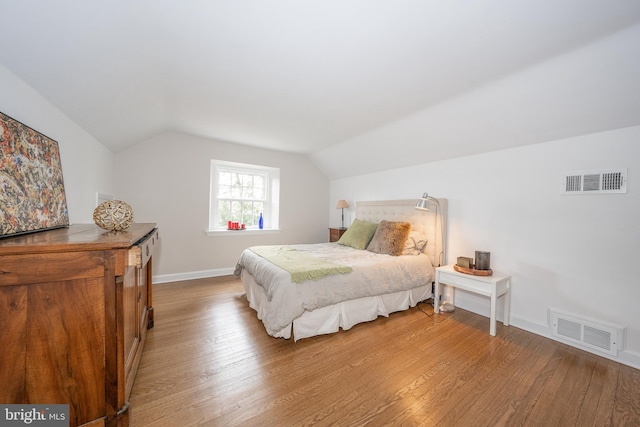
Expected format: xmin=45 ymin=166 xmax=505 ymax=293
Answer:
xmin=208 ymin=160 xmax=280 ymax=232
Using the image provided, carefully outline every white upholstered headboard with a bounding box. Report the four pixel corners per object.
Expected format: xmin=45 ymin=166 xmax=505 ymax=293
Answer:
xmin=356 ymin=198 xmax=447 ymax=268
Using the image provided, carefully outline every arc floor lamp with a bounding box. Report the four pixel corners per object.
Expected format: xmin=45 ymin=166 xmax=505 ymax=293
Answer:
xmin=415 ymin=192 xmax=445 ymax=267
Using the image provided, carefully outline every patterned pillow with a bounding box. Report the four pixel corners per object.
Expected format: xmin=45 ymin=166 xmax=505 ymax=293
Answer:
xmin=402 ymin=234 xmax=428 ymax=255
xmin=337 ymin=218 xmax=378 ymax=250
xmin=366 ymin=220 xmax=412 ymax=256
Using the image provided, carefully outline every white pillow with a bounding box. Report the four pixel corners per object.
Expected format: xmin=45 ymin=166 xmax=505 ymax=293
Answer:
xmin=402 ymin=232 xmax=427 ymax=255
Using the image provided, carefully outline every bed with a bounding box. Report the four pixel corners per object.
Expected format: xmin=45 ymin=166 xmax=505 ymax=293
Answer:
xmin=235 ymin=198 xmax=447 ymax=340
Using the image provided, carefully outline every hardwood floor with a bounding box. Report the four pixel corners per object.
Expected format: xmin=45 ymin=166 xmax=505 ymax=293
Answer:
xmin=129 ymin=276 xmax=640 ymax=426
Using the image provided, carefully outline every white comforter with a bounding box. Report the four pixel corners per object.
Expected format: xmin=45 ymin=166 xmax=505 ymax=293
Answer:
xmin=235 ymin=243 xmax=434 ymax=335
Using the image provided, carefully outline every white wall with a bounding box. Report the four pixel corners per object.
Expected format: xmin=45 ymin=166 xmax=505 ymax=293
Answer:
xmin=330 ymin=127 xmax=640 ymax=368
xmin=0 ymin=63 xmax=114 ymax=223
xmin=114 ymin=132 xmax=329 ymax=280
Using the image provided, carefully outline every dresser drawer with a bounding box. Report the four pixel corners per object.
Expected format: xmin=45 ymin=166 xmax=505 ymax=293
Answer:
xmin=0 ymin=251 xmax=105 ymax=286
xmin=128 ymin=228 xmax=159 ymax=268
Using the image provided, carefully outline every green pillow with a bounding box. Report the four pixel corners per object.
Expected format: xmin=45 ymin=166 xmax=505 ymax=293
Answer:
xmin=337 ymin=219 xmax=378 ymax=250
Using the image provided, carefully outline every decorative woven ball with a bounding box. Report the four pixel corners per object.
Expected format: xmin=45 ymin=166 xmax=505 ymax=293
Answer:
xmin=93 ymin=200 xmax=134 ymax=231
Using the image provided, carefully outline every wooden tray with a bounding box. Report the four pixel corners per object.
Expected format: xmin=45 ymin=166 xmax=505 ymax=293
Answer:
xmin=453 ymin=264 xmax=493 ymax=276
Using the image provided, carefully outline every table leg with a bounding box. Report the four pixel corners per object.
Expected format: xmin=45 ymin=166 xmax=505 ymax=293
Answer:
xmin=434 ymin=273 xmax=440 ymax=314
xmin=503 ymin=280 xmax=511 ymax=327
xmin=490 ymin=290 xmax=497 ymax=336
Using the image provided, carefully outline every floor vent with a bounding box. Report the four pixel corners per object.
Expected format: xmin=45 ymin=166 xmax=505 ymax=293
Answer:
xmin=549 ymin=309 xmax=625 ymax=356
xmin=561 ymin=168 xmax=627 ymax=194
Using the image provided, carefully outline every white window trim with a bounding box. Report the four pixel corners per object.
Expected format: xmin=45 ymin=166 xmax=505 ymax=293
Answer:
xmin=206 ymin=159 xmax=280 ymax=235
xmin=205 ymin=228 xmax=281 ymax=237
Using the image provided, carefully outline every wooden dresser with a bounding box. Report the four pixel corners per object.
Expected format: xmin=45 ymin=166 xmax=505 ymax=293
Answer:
xmin=0 ymin=223 xmax=159 ymax=427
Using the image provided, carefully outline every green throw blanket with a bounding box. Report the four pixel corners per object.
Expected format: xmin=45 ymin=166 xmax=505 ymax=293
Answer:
xmin=250 ymin=245 xmax=352 ymax=283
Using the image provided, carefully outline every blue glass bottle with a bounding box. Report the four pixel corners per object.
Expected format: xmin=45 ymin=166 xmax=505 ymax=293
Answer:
xmin=258 ymin=212 xmax=264 ymax=229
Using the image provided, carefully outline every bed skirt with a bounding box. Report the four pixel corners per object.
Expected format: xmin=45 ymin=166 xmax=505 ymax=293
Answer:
xmin=242 ymin=271 xmax=432 ymax=341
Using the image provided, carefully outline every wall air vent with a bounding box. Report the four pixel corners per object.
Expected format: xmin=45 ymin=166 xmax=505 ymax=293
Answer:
xmin=561 ymin=168 xmax=627 ymax=194
xmin=549 ymin=309 xmax=625 ymax=356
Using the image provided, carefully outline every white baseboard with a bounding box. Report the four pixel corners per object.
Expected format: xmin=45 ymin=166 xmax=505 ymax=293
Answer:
xmin=153 ymin=268 xmax=234 ymax=284
xmin=510 ymin=315 xmax=640 ymax=370
xmin=453 ymin=297 xmax=640 ymax=370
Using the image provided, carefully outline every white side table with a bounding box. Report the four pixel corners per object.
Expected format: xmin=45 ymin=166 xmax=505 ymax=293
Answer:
xmin=434 ymin=264 xmax=511 ymax=336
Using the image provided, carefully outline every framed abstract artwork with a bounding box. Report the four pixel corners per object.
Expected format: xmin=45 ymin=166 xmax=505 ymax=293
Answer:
xmin=1 ymin=112 xmax=69 ymax=238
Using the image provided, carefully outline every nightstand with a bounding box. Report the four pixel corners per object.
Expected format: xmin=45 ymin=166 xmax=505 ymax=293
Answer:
xmin=434 ymin=264 xmax=511 ymax=336
xmin=329 ymin=227 xmax=347 ymax=242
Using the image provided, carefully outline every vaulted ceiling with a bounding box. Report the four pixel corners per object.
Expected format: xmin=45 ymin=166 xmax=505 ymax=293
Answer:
xmin=2 ymin=1 xmax=640 ymax=178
